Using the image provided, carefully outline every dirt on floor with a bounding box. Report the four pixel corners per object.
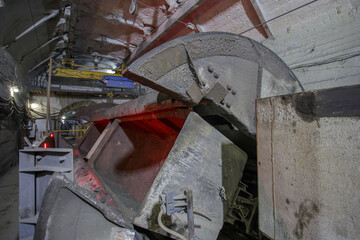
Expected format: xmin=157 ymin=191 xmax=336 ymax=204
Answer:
xmin=0 ymin=164 xmax=19 ymax=240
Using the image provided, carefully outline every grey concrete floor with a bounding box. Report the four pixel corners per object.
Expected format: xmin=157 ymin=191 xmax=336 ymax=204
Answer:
xmin=0 ymin=165 xmax=19 ymax=240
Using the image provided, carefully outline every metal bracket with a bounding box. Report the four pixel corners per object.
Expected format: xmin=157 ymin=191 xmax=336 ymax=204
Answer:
xmin=225 ymin=182 xmax=258 ymax=235
xmin=161 ymin=190 xmax=186 ymax=216
xmin=161 ymin=189 xmax=195 ymax=240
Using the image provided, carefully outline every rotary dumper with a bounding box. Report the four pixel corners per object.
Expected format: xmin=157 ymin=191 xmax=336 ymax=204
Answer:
xmin=35 ymin=32 xmax=303 ymax=240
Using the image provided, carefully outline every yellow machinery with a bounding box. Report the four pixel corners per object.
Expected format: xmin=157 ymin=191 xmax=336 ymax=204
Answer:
xmin=51 ymin=58 xmax=125 ymax=80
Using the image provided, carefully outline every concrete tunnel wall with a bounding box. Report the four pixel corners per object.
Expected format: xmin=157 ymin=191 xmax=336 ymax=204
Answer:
xmin=0 ymin=48 xmax=27 ymax=176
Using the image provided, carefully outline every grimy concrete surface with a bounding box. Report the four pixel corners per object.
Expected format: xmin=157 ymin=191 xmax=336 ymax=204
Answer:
xmin=0 ymin=164 xmax=19 ymax=240
xmin=256 ymin=87 xmax=360 ymax=240
xmin=262 ymin=1 xmax=360 ymax=91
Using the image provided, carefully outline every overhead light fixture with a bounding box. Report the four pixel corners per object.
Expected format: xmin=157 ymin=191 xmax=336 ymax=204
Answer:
xmin=30 ymin=103 xmax=39 ymax=109
xmin=186 ymin=23 xmax=196 ymax=30
xmin=106 ymin=69 xmax=116 ymax=74
xmin=61 ymin=116 xmax=66 ymax=120
xmin=129 ymin=0 xmax=137 ymax=15
xmin=64 ymin=6 xmax=71 ymax=17
xmin=10 ymin=86 xmax=19 ymax=97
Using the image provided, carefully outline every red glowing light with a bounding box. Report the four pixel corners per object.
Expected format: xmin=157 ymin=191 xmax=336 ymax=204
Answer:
xmin=43 ymin=143 xmax=48 ymax=148
xmin=50 ymin=133 xmax=54 ymax=138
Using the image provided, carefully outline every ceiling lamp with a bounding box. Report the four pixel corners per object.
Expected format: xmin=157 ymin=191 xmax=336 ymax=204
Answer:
xmin=129 ymin=0 xmax=137 ymax=15
xmin=10 ymin=86 xmax=19 ymax=97
xmin=30 ymin=103 xmax=39 ymax=109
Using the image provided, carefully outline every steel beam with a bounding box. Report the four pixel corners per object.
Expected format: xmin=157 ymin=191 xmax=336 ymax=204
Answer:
xmin=249 ymin=0 xmax=273 ymax=38
xmin=125 ymin=0 xmax=206 ymax=65
xmin=78 ymin=92 xmax=188 ymax=122
xmin=66 ymin=0 xmax=80 ymax=59
xmin=85 ymin=121 xmax=118 ymax=163
xmin=52 ymin=67 xmax=124 ymax=81
xmin=28 ymin=84 xmax=141 ymax=96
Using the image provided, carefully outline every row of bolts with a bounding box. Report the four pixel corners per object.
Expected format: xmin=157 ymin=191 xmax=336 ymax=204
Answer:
xmin=207 ymin=65 xmax=237 ymax=108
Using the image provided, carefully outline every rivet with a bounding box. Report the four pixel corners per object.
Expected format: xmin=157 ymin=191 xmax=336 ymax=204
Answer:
xmin=207 ymin=65 xmax=213 ymax=73
xmin=231 ymin=89 xmax=237 ymax=95
xmin=227 ymin=84 xmax=232 ymax=91
xmin=226 ymin=102 xmax=231 ymax=108
xmin=213 ymin=72 xmax=219 ymax=78
xmin=220 ymin=100 xmax=225 ymax=105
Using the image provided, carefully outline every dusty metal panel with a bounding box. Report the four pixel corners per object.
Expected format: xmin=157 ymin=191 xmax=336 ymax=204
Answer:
xmin=257 ymin=85 xmax=360 ymax=240
xmin=34 ymin=174 xmax=133 ymax=240
xmin=124 ymin=32 xmax=303 ymax=149
xmin=134 ymin=112 xmax=248 ymax=240
xmin=77 ymin=121 xmax=109 ymax=156
xmin=19 ymin=148 xmax=73 ymax=240
xmin=256 ymin=97 xmax=275 ymax=239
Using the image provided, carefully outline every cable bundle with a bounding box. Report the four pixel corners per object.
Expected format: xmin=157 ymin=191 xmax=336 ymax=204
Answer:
xmin=29 ymin=108 xmax=60 ymax=118
xmin=0 ymin=96 xmax=29 ymax=125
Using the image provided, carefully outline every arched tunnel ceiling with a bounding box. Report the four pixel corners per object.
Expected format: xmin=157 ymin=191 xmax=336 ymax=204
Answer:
xmin=0 ymin=0 xmax=271 ymax=77
xmin=0 ymin=0 xmax=65 ymax=74
xmin=0 ymin=0 xmax=349 ymax=83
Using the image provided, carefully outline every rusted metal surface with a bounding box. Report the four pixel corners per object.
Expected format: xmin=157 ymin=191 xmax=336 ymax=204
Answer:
xmin=125 ymin=0 xmax=207 ymax=65
xmin=256 ymin=85 xmax=360 ymax=240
